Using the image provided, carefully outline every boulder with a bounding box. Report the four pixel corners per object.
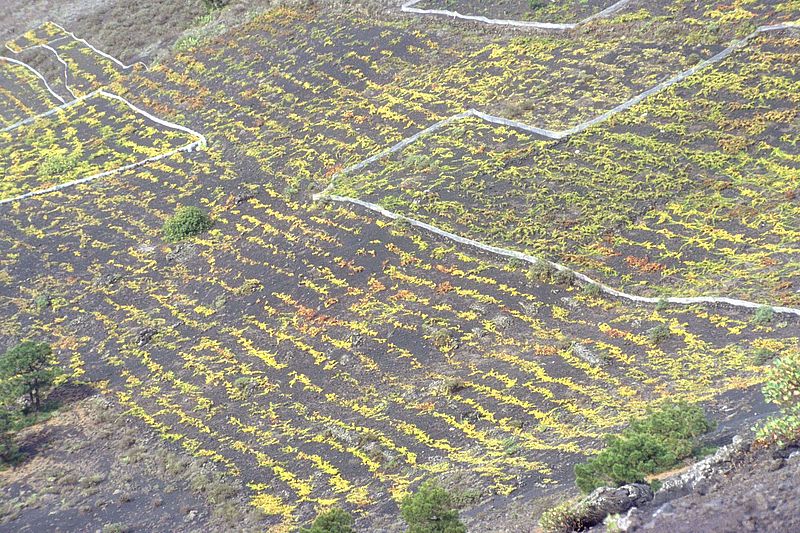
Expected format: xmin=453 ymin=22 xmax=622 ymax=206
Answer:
xmin=581 ymin=483 xmax=654 ymax=527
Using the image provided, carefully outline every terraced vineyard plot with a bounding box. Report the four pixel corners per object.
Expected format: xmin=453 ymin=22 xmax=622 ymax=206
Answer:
xmin=408 ymin=0 xmax=799 ymax=35
xmin=331 ymin=29 xmax=800 ymax=306
xmin=0 ymin=59 xmax=62 ymax=126
xmin=5 ymin=19 xmax=64 ymax=49
xmin=108 ymin=7 xmax=722 ymax=183
xmin=0 ymin=92 xmax=199 ymax=203
xmin=5 ymin=21 xmax=138 ymax=100
xmin=613 ymin=0 xmax=800 ymax=34
xmin=409 ymin=0 xmax=620 ymax=24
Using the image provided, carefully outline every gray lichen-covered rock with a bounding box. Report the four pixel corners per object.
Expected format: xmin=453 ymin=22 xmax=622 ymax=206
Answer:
xmin=572 ymin=343 xmax=603 ymax=367
xmin=581 ymin=483 xmax=654 ymax=527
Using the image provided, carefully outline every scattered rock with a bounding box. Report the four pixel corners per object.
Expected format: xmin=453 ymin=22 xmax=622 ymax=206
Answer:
xmin=767 ymin=458 xmax=785 ymax=471
xmin=132 ymin=327 xmax=158 ymax=347
xmin=581 ymin=483 xmax=654 ymax=527
xmin=772 ymin=444 xmax=799 ymax=460
xmin=233 ymin=192 xmax=254 ymax=205
xmin=165 ymin=242 xmax=198 ymax=264
xmin=572 ymin=343 xmax=604 ymax=367
xmin=616 ymin=506 xmax=644 ymax=531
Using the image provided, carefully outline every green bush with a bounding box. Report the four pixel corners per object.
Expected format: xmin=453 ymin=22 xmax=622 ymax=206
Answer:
xmin=162 ymin=206 xmax=213 ymax=242
xmin=757 ymin=351 xmax=800 ymax=447
xmin=300 ymin=508 xmax=355 ymax=533
xmin=574 ymin=402 xmax=712 ymax=493
xmin=400 ymin=481 xmax=466 ymax=533
xmin=627 ymin=402 xmax=713 ymax=459
xmin=575 ymin=433 xmax=674 ymax=493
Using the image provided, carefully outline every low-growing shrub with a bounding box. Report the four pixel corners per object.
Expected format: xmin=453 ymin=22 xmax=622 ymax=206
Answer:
xmin=300 ymin=508 xmax=355 ymax=533
xmin=431 ymin=328 xmax=455 ymax=349
xmin=751 ymin=347 xmax=777 ymax=366
xmin=528 ymin=0 xmax=547 ymax=10
xmin=38 ymin=153 xmax=78 ymax=177
xmin=101 ymin=524 xmax=129 ymax=533
xmin=604 ymin=513 xmax=624 ymax=533
xmin=753 ymin=305 xmax=774 ymax=326
xmin=506 ymin=257 xmax=527 ymax=270
xmin=449 ymin=486 xmax=482 ymax=508
xmin=582 ymin=283 xmax=602 ymax=297
xmin=174 ymin=34 xmax=202 ymax=52
xmin=552 ymin=269 xmax=576 ymax=287
xmin=235 ymin=278 xmax=264 ymax=296
xmin=574 ymin=402 xmax=712 ymax=492
xmin=389 ymin=216 xmax=412 ymax=234
xmin=162 ymin=206 xmax=213 ymax=242
xmin=757 ymin=350 xmax=800 ymax=447
xmin=627 ymin=402 xmax=713 ymax=459
xmin=33 ymin=294 xmax=51 ymax=311
xmin=201 ymin=0 xmax=228 ymax=11
xmin=575 ymin=433 xmax=674 ymax=493
xmin=526 ymin=260 xmax=555 ymax=283
xmin=538 ymin=498 xmax=587 ymax=533
xmin=400 ymin=481 xmax=466 ymax=533
xmin=645 ymin=324 xmax=670 ymax=345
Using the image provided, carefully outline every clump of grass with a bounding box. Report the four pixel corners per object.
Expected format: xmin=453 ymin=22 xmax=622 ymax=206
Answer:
xmin=506 ymin=257 xmax=527 ymax=270
xmin=751 ymin=347 xmax=776 ymax=366
xmin=162 ymin=206 xmax=213 ymax=242
xmin=235 ymin=279 xmax=263 ymax=296
xmin=582 ymin=283 xmax=602 ymax=297
xmin=753 ymin=305 xmax=774 ymax=326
